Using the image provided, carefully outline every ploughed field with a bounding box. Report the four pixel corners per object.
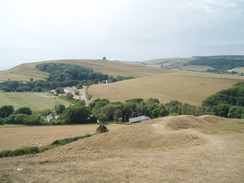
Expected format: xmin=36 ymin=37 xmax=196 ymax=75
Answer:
xmin=0 ymin=115 xmax=244 ymax=183
xmin=0 ymin=124 xmax=126 ymax=151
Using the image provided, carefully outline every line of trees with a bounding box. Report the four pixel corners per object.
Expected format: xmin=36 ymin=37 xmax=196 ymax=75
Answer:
xmin=1 ymin=82 xmax=243 ymax=126
xmin=0 ymin=106 xmax=45 ymax=125
xmin=202 ymin=82 xmax=244 ymax=118
xmin=185 ymin=56 xmax=244 ymax=70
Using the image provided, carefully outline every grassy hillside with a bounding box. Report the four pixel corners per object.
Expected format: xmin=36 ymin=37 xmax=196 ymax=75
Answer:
xmin=0 ymin=115 xmax=243 ymax=182
xmin=88 ymin=71 xmax=244 ymax=105
xmin=0 ymin=92 xmax=71 ymax=111
xmin=0 ymin=59 xmax=171 ymax=81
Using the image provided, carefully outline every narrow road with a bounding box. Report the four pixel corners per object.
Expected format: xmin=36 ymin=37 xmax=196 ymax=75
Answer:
xmin=81 ymin=86 xmax=88 ymax=106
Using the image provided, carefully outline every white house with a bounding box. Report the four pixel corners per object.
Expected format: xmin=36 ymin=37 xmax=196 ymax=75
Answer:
xmin=47 ymin=114 xmax=56 ymax=122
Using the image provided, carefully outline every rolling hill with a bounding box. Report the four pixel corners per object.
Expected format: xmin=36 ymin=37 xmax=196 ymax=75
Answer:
xmin=88 ymin=71 xmax=243 ymax=105
xmin=0 ymin=59 xmax=171 ymax=81
xmin=0 ymin=115 xmax=243 ymax=182
xmin=0 ymin=59 xmax=243 ymax=106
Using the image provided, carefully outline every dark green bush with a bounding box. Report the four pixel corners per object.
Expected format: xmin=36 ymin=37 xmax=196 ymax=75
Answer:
xmin=96 ymin=124 xmax=108 ymax=133
xmin=52 ymin=134 xmax=92 ymax=146
xmin=0 ymin=150 xmax=12 ymax=158
xmin=11 ymin=146 xmax=39 ymax=156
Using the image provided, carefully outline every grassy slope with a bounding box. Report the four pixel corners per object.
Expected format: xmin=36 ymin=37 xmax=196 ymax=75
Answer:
xmin=88 ymin=71 xmax=244 ymax=105
xmin=0 ymin=59 xmax=171 ymax=81
xmin=0 ymin=115 xmax=243 ymax=183
xmin=0 ymin=92 xmax=71 ymax=111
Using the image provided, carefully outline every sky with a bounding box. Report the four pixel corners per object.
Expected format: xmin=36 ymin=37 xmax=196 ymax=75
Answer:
xmin=0 ymin=0 xmax=244 ymax=70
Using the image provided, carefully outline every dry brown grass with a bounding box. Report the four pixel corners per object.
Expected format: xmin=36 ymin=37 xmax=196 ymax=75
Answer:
xmin=88 ymin=71 xmax=243 ymax=105
xmin=0 ymin=59 xmax=171 ymax=81
xmin=0 ymin=115 xmax=243 ymax=183
xmin=0 ymin=124 xmax=126 ymax=151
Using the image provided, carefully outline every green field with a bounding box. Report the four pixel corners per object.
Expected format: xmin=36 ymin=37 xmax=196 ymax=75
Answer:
xmin=0 ymin=92 xmax=71 ymax=111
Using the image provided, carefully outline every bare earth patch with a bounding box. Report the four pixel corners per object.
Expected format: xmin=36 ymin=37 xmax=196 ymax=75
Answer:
xmin=0 ymin=115 xmax=243 ymax=183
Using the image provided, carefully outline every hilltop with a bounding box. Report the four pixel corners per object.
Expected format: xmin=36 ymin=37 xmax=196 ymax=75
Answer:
xmin=0 ymin=115 xmax=243 ymax=183
xmin=0 ymin=59 xmax=171 ymax=81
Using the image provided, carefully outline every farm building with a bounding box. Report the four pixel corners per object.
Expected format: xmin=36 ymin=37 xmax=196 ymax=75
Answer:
xmin=47 ymin=114 xmax=56 ymax=122
xmin=129 ymin=116 xmax=151 ymax=124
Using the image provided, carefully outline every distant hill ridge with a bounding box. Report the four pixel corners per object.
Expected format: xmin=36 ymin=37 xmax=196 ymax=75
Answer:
xmin=136 ymin=55 xmax=244 ymax=73
xmin=0 ymin=59 xmax=170 ymax=81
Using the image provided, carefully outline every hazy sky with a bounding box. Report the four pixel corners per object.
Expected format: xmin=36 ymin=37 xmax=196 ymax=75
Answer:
xmin=0 ymin=0 xmax=244 ymax=70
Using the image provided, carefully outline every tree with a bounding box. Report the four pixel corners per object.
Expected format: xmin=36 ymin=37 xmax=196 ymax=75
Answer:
xmin=5 ymin=114 xmax=28 ymax=124
xmin=55 ymin=104 xmax=66 ymax=115
xmin=126 ymin=98 xmax=144 ymax=104
xmin=66 ymin=92 xmax=74 ymax=100
xmin=147 ymin=98 xmax=160 ymax=105
xmin=15 ymin=107 xmax=32 ymax=115
xmin=60 ymin=106 xmax=91 ymax=124
xmin=152 ymin=104 xmax=167 ymax=118
xmin=23 ymin=115 xmax=44 ymax=125
xmin=0 ymin=105 xmax=14 ymax=118
xmin=55 ymin=87 xmax=64 ymax=94
xmin=228 ymin=106 xmax=244 ymax=119
xmin=99 ymin=104 xmax=120 ymax=122
xmin=212 ymin=104 xmax=231 ymax=117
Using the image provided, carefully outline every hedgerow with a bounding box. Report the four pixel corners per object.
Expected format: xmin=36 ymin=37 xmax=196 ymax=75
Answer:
xmin=0 ymin=134 xmax=93 ymax=158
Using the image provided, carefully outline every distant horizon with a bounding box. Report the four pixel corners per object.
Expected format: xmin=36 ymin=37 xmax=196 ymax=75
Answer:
xmin=1 ymin=0 xmax=243 ymax=71
xmin=1 ymin=54 xmax=244 ymax=71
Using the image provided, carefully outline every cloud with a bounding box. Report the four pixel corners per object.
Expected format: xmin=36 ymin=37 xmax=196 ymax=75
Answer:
xmin=178 ymin=0 xmax=244 ymax=12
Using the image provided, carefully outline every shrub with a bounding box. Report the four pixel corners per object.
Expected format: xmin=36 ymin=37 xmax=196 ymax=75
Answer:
xmin=11 ymin=146 xmax=39 ymax=156
xmin=23 ymin=115 xmax=44 ymax=125
xmin=96 ymin=124 xmax=108 ymax=133
xmin=0 ymin=150 xmax=12 ymax=158
xmin=4 ymin=114 xmax=28 ymax=124
xmin=51 ymin=134 xmax=92 ymax=146
xmin=15 ymin=107 xmax=32 ymax=115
